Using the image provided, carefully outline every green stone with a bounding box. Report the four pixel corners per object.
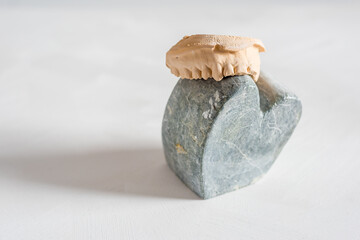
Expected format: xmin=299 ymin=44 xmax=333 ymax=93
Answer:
xmin=162 ymin=73 xmax=302 ymax=199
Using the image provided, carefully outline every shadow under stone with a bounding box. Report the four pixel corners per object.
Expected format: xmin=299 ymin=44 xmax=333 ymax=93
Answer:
xmin=0 ymin=148 xmax=198 ymax=200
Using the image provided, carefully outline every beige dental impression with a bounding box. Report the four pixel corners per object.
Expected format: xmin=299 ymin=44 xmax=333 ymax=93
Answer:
xmin=166 ymin=34 xmax=265 ymax=81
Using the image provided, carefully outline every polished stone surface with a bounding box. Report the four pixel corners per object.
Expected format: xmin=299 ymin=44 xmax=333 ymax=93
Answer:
xmin=162 ymin=73 xmax=302 ymax=199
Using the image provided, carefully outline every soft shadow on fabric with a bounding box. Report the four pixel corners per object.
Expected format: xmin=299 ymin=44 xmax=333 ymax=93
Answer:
xmin=0 ymin=149 xmax=198 ymax=199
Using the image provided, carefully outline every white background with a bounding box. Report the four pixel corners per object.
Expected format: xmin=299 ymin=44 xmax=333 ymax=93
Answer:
xmin=0 ymin=1 xmax=359 ymax=239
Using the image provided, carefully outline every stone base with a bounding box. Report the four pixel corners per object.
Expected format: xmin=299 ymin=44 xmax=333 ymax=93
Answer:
xmin=161 ymin=73 xmax=302 ymax=199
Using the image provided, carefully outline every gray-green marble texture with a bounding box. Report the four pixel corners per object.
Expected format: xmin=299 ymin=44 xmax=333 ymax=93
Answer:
xmin=162 ymin=73 xmax=302 ymax=199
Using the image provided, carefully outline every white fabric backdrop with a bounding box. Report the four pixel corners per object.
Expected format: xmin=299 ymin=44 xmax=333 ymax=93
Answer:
xmin=0 ymin=3 xmax=359 ymax=239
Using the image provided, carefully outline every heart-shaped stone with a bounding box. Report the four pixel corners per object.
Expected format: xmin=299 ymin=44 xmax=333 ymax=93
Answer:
xmin=162 ymin=73 xmax=302 ymax=199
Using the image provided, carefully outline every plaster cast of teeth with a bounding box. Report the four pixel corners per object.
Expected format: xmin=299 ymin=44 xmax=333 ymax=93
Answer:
xmin=166 ymin=34 xmax=265 ymax=81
